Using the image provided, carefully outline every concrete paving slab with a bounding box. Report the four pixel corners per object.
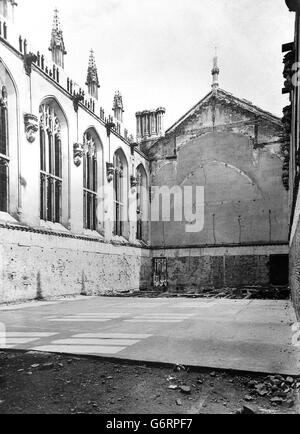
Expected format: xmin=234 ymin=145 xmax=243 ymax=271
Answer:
xmin=0 ymin=297 xmax=299 ymax=375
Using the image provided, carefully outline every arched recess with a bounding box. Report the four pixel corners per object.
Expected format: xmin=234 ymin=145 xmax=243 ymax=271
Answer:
xmin=82 ymin=127 xmax=103 ymax=232
xmin=113 ymin=148 xmax=128 ymax=237
xmin=136 ymin=163 xmax=148 ymax=241
xmin=0 ymin=59 xmax=19 ymax=217
xmin=181 ymin=161 xmax=265 ymax=244
xmin=39 ymin=96 xmax=69 ymax=226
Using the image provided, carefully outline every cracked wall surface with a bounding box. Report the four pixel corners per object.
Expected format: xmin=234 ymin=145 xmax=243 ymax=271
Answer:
xmin=148 ymin=94 xmax=289 ymax=291
xmin=0 ymin=227 xmax=151 ymax=303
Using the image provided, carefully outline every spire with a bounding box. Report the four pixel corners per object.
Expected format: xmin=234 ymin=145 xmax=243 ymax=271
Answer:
xmin=49 ymin=8 xmax=67 ymax=69
xmin=86 ymin=49 xmax=100 ymax=100
xmin=211 ymin=48 xmax=220 ymax=90
xmin=112 ymin=91 xmax=124 ymax=122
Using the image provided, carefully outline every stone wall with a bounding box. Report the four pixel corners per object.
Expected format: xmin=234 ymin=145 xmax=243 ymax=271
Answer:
xmin=149 ymin=93 xmax=289 ymax=249
xmin=0 ymin=226 xmax=151 ymax=303
xmin=290 ymin=218 xmax=300 ymax=320
xmin=152 ymin=245 xmax=289 ymax=293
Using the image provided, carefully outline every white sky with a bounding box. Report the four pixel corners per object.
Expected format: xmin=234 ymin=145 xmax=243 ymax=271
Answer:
xmin=15 ymin=0 xmax=294 ymax=135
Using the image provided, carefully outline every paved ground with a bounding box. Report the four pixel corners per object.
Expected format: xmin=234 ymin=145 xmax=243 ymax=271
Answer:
xmin=0 ymin=297 xmax=299 ymax=376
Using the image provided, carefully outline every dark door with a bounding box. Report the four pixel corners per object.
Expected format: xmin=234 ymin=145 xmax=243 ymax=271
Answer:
xmin=270 ymin=255 xmax=289 ymax=286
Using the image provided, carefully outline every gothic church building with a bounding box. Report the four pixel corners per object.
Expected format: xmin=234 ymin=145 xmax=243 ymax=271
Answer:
xmin=0 ymin=1 xmax=289 ymax=302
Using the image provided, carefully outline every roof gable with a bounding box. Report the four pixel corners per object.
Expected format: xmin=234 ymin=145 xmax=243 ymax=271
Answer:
xmin=166 ymin=88 xmax=282 ymax=135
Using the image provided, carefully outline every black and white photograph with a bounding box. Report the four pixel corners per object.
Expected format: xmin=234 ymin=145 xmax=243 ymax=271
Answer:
xmin=0 ymin=0 xmax=299 ymax=419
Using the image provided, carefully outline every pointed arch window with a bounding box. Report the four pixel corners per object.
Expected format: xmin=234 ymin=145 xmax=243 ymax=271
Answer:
xmin=113 ymin=151 xmax=126 ymax=236
xmin=0 ymin=85 xmax=9 ymax=212
xmin=83 ymin=131 xmax=97 ymax=231
xmin=39 ymin=104 xmax=62 ymax=223
xmin=136 ymin=164 xmax=148 ymax=241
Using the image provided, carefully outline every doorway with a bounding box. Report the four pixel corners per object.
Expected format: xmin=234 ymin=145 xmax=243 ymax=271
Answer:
xmin=269 ymin=255 xmax=289 ymax=286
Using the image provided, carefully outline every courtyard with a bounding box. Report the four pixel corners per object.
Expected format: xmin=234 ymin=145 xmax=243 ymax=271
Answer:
xmin=0 ymin=296 xmax=299 ymax=376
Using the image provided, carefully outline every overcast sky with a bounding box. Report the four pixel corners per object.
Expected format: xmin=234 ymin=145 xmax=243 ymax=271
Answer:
xmin=16 ymin=0 xmax=294 ymax=135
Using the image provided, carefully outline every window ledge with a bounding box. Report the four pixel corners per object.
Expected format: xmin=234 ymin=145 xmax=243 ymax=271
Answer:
xmin=0 ymin=212 xmax=19 ymax=225
xmin=111 ymin=235 xmax=130 ymax=246
xmin=83 ymin=229 xmax=104 ymax=240
xmin=40 ymin=221 xmax=69 ymax=233
xmin=133 ymin=239 xmax=150 ymax=248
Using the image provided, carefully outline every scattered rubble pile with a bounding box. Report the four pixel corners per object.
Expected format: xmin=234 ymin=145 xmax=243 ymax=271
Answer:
xmin=0 ymin=352 xmax=298 ymax=414
xmin=166 ymin=365 xmax=299 ymax=414
xmin=106 ymin=286 xmax=290 ymax=300
xmin=243 ymin=375 xmax=299 ymax=408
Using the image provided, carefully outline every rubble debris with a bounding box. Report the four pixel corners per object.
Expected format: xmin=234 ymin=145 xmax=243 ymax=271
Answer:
xmin=168 ymin=385 xmax=178 ymax=390
xmin=180 ymin=386 xmax=191 ymax=395
xmin=173 ymin=364 xmax=186 ymax=372
xmin=244 ymin=375 xmax=299 ymax=405
xmin=286 ymin=377 xmax=294 ymax=385
xmin=39 ymin=363 xmax=54 ymax=370
xmin=271 ymin=397 xmax=284 ymax=405
xmin=236 ymin=405 xmax=257 ymax=415
xmin=167 ymin=376 xmax=176 ymax=382
xmin=176 ymin=399 xmax=183 ymax=406
xmin=117 ymin=285 xmax=290 ymax=300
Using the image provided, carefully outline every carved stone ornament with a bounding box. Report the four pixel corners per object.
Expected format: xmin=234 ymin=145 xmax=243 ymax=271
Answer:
xmin=73 ymin=143 xmax=84 ymax=167
xmin=130 ymin=175 xmax=138 ymax=189
xmin=106 ymin=121 xmax=116 ymax=138
xmin=106 ymin=162 xmax=115 ymax=183
xmin=24 ymin=52 xmax=38 ymax=76
xmin=130 ymin=142 xmax=138 ymax=156
xmin=283 ymin=50 xmax=295 ymax=94
xmin=0 ymin=86 xmax=7 ymax=107
xmin=73 ymin=93 xmax=84 ymax=113
xmin=24 ymin=113 xmax=39 ymax=143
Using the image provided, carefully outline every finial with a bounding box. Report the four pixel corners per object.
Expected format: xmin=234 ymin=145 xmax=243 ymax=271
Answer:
xmin=53 ymin=8 xmax=60 ymax=31
xmin=113 ymin=90 xmax=124 ymax=111
xmin=86 ymin=49 xmax=100 ymax=99
xmin=113 ymin=91 xmax=124 ymax=123
xmin=49 ymin=8 xmax=67 ymax=68
xmin=88 ymin=49 xmax=97 ymax=72
xmin=211 ymin=47 xmax=220 ymax=90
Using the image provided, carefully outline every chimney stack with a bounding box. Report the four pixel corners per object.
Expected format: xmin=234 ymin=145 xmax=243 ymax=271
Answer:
xmin=136 ymin=107 xmax=166 ymax=143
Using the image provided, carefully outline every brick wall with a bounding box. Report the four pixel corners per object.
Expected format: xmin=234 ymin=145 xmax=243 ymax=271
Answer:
xmin=164 ymin=255 xmax=270 ymax=293
xmin=0 ymin=227 xmax=151 ymax=303
xmin=290 ymin=219 xmax=300 ymax=320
